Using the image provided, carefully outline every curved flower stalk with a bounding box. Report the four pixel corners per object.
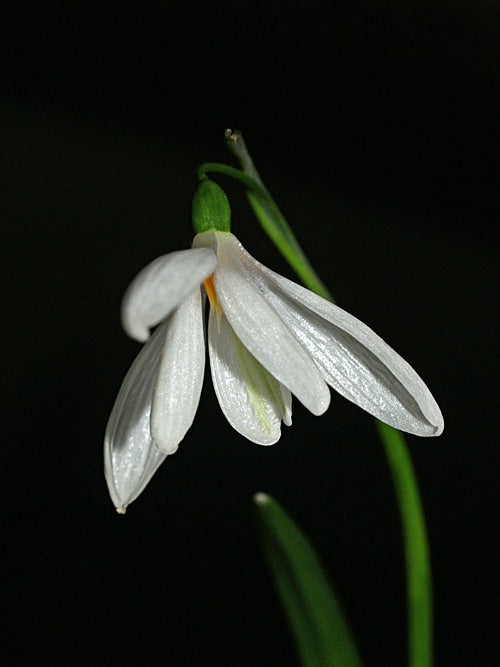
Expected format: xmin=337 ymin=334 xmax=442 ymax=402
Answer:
xmin=105 ymin=228 xmax=443 ymax=512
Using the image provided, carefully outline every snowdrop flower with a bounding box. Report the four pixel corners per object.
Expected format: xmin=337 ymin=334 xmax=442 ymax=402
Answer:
xmin=105 ymin=180 xmax=443 ymax=512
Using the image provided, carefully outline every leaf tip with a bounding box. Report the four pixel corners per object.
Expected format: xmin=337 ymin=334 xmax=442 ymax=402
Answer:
xmin=253 ymin=492 xmax=271 ymax=506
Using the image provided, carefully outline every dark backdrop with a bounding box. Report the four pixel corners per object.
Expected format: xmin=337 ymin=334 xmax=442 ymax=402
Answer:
xmin=3 ymin=3 xmax=497 ymax=665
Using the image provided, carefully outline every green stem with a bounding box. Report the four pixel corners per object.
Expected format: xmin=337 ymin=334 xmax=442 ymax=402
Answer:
xmin=197 ymin=161 xmax=267 ymax=196
xmin=376 ymin=421 xmax=433 ymax=667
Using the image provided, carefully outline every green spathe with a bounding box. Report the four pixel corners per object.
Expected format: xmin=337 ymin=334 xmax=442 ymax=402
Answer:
xmin=192 ymin=179 xmax=231 ymax=234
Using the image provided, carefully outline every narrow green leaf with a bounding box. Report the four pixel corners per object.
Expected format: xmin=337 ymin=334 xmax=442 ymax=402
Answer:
xmin=376 ymin=421 xmax=433 ymax=667
xmin=254 ymin=492 xmax=363 ymax=667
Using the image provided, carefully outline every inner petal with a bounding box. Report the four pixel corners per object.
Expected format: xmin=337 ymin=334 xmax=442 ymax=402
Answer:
xmin=208 ymin=310 xmax=288 ymax=445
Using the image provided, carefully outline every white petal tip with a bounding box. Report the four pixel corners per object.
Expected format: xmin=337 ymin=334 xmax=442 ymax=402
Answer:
xmin=154 ymin=441 xmax=179 ymax=455
xmin=309 ymin=393 xmax=330 ymax=417
xmin=251 ymin=434 xmax=282 ymax=446
xmin=409 ymin=402 xmax=444 ymax=437
xmin=429 ymin=420 xmax=444 ymax=437
xmin=116 ymin=506 xmax=127 ymax=515
xmin=253 ymin=492 xmax=271 ymax=505
xmin=122 ymin=318 xmax=151 ymax=343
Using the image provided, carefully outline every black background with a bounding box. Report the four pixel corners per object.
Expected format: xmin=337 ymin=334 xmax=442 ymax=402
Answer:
xmin=3 ymin=2 xmax=497 ymax=665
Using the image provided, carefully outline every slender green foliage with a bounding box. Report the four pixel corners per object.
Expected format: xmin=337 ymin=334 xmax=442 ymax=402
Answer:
xmin=254 ymin=493 xmax=363 ymax=667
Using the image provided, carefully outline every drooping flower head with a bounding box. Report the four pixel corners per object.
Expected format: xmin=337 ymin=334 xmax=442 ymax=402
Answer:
xmin=105 ymin=179 xmax=443 ymax=512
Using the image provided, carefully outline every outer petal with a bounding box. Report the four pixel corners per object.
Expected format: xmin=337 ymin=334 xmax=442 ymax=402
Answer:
xmin=208 ymin=310 xmax=291 ymax=445
xmin=254 ymin=264 xmax=444 ymax=437
xmin=104 ymin=322 xmax=169 ymax=513
xmin=121 ymin=248 xmax=217 ymax=342
xmin=194 ymin=232 xmax=330 ymax=416
xmin=150 ymin=289 xmax=206 ymax=453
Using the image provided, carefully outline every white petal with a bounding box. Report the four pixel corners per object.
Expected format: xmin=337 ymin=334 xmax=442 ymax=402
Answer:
xmin=104 ymin=322 xmax=169 ymax=513
xmin=150 ymin=289 xmax=206 ymax=453
xmin=121 ymin=248 xmax=217 ymax=342
xmin=280 ymin=384 xmax=293 ymax=426
xmin=208 ymin=310 xmax=290 ymax=445
xmin=198 ymin=232 xmax=330 ymax=416
xmin=256 ymin=266 xmax=444 ymax=437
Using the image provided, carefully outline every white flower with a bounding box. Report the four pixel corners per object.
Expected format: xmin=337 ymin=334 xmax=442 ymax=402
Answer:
xmin=105 ymin=231 xmax=443 ymax=512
